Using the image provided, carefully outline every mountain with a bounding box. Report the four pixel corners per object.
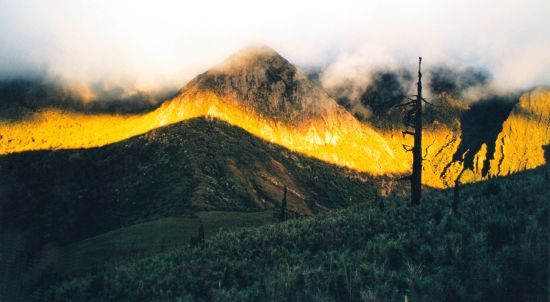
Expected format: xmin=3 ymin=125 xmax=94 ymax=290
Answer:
xmin=0 ymin=45 xmax=548 ymax=187
xmin=0 ymin=117 xmax=383 ymax=300
xmin=1 ymin=44 xmax=549 ymax=192
xmin=155 ymin=45 xmax=409 ymax=175
xmin=0 ymin=117 xmax=379 ymax=245
xmin=178 ymin=44 xmax=347 ymax=125
xmin=485 ymin=88 xmax=550 ymax=176
xmin=0 ymin=45 xmax=406 ymax=176
xmin=1 ymin=44 xmax=549 ymax=301
xmin=437 ymin=89 xmax=550 ymax=184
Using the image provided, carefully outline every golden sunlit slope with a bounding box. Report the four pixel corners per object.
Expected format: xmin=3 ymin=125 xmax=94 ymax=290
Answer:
xmin=158 ymin=90 xmax=410 ymax=175
xmin=0 ymin=45 xmax=411 ymax=176
xmin=0 ymin=46 xmax=548 ymax=188
xmin=0 ymin=90 xmax=410 ymax=174
xmin=0 ymin=111 xmax=157 ymax=154
xmin=428 ymin=89 xmax=550 ymax=185
xmin=0 ymin=92 xmax=460 ymax=186
xmin=480 ymin=89 xmax=550 ymax=178
xmin=0 ymin=94 xmax=461 ymax=187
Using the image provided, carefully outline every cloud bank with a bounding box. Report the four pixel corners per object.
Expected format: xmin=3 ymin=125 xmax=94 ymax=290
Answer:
xmin=1 ymin=0 xmax=549 ymax=99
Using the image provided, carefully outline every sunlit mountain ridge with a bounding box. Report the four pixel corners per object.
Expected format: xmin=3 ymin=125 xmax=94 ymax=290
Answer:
xmin=0 ymin=45 xmax=548 ymax=188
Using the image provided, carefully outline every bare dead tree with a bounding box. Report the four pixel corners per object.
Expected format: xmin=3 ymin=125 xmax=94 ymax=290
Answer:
xmin=396 ymin=57 xmax=430 ymax=206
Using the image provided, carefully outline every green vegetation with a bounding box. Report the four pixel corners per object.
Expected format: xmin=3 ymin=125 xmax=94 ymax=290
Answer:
xmin=0 ymin=118 xmax=377 ymax=300
xmin=34 ymin=166 xmax=549 ymax=301
xmin=55 ymin=211 xmax=274 ymax=277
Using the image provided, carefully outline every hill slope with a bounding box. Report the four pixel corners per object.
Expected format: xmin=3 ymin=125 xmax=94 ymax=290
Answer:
xmin=1 ymin=45 xmax=549 ymax=301
xmin=1 ymin=117 xmax=384 ymax=300
xmin=0 ymin=117 xmax=378 ymax=249
xmin=34 ymin=165 xmax=550 ymax=302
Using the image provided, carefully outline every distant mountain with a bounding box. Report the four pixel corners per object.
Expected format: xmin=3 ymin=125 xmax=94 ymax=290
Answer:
xmin=155 ymin=45 xmax=409 ymax=175
xmin=0 ymin=45 xmax=548 ymax=187
xmin=0 ymin=78 xmax=172 ymax=121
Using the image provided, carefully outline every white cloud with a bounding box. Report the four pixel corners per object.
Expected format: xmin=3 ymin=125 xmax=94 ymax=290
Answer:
xmin=0 ymin=0 xmax=549 ymax=93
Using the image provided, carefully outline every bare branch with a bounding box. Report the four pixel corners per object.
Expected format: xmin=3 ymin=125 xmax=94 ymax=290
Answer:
xmin=402 ymin=144 xmax=414 ymax=152
xmin=422 ymin=98 xmax=437 ymax=106
xmin=394 ymin=100 xmax=415 ymax=108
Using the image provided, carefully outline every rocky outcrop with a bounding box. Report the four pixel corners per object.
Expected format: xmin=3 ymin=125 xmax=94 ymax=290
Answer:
xmin=433 ymin=89 xmax=550 ymax=185
xmin=485 ymin=89 xmax=550 ymax=177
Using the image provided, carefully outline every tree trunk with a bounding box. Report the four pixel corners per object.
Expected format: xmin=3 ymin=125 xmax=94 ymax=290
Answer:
xmin=411 ymin=57 xmax=423 ymax=206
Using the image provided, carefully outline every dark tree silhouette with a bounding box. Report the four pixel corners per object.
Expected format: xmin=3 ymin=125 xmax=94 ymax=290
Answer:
xmin=198 ymin=221 xmax=205 ymax=246
xmin=280 ymin=186 xmax=288 ymax=222
xmin=453 ymin=180 xmax=460 ymax=217
xmin=396 ymin=57 xmax=428 ymax=205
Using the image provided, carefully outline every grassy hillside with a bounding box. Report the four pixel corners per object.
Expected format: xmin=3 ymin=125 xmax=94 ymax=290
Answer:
xmin=34 ymin=165 xmax=549 ymax=301
xmin=55 ymin=211 xmax=274 ymax=277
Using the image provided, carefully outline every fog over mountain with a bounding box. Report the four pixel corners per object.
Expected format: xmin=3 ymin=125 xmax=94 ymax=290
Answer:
xmin=0 ymin=28 xmax=549 ymax=301
xmin=1 ymin=0 xmax=549 ymax=102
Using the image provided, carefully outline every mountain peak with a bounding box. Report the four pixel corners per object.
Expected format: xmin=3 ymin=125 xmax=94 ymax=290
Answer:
xmin=175 ymin=44 xmax=346 ymax=124
xmin=239 ymin=42 xmax=277 ymax=54
xmin=226 ymin=43 xmax=279 ymax=60
xmin=207 ymin=43 xmax=292 ymax=75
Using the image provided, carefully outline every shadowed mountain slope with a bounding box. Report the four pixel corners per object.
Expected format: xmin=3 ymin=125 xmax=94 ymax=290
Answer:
xmin=0 ymin=118 xmax=380 ymax=249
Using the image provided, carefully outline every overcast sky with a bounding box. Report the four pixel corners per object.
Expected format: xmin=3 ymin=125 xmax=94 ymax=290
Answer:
xmin=1 ymin=0 xmax=549 ymax=92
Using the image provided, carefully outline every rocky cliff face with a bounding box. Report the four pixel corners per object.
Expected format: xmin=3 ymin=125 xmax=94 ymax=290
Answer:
xmin=426 ymin=89 xmax=550 ymax=185
xmin=481 ymin=89 xmax=550 ymax=178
